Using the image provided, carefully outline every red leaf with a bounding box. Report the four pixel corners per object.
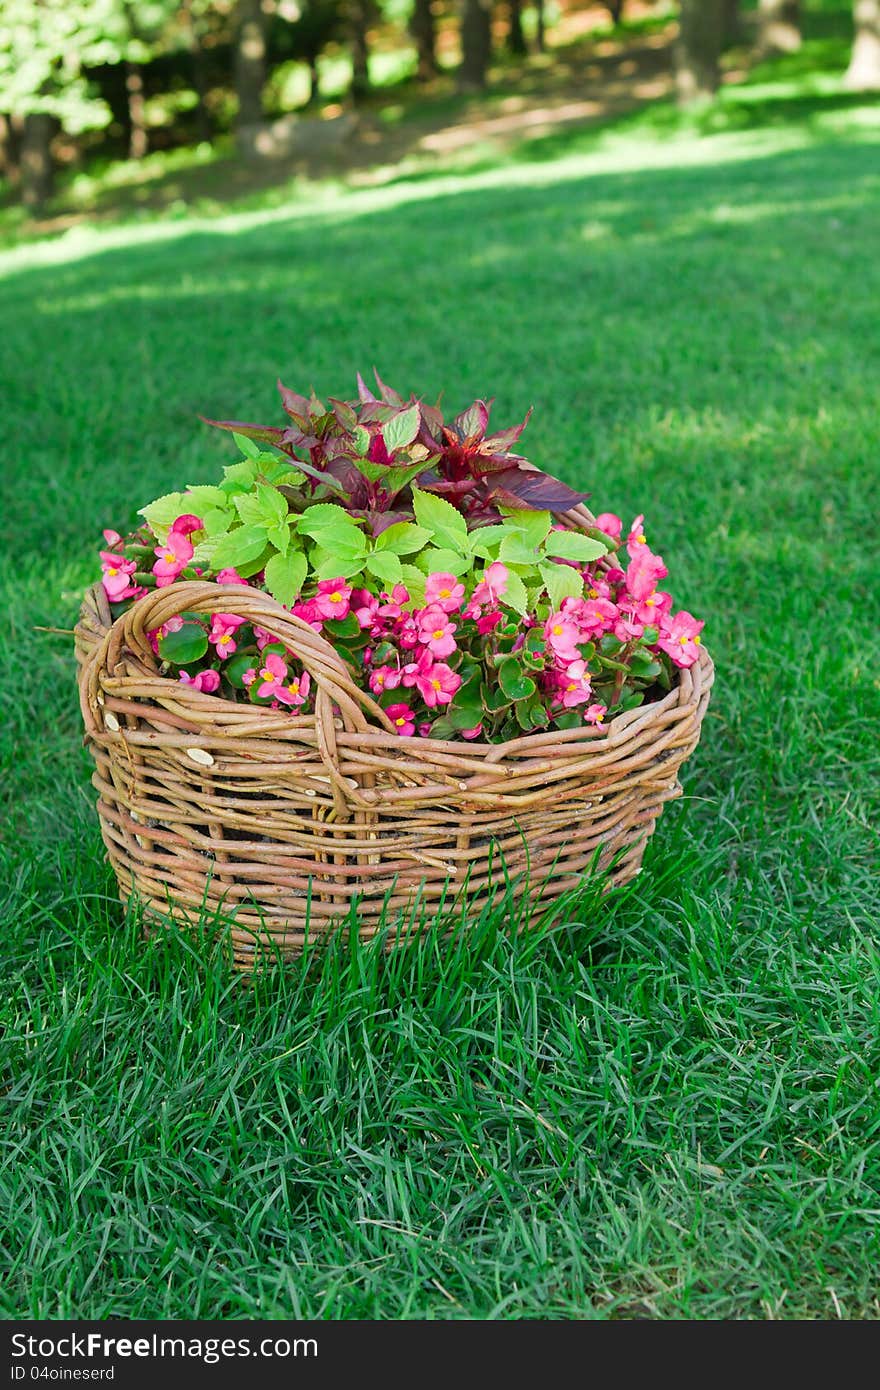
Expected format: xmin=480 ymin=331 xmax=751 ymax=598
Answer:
xmin=489 ymin=467 xmax=590 ymax=510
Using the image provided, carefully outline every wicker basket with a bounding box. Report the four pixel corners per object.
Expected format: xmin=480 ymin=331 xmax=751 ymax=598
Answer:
xmin=75 ymin=575 xmax=713 ymax=967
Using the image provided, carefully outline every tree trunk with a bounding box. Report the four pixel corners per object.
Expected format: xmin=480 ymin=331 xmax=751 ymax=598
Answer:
xmin=845 ymin=0 xmax=880 ymax=89
xmin=350 ymin=0 xmax=371 ymax=103
xmin=757 ymin=0 xmax=801 ymax=55
xmin=603 ymin=0 xmax=624 ymax=24
xmin=535 ymin=0 xmax=546 ymax=52
xmin=722 ymin=0 xmax=743 ymax=48
xmin=0 ymin=113 xmax=22 ymax=184
xmin=235 ymin=0 xmax=267 ymax=139
xmin=507 ymin=0 xmax=527 ymax=54
xmin=306 ymin=53 xmax=321 ymax=106
xmin=675 ymin=0 xmax=723 ymax=104
xmin=126 ymin=63 xmax=148 ymax=159
xmin=21 ymin=112 xmax=54 ymax=211
xmin=410 ymin=0 xmax=438 ymax=79
xmin=458 ymin=0 xmax=492 ymax=91
xmin=183 ymin=1 xmax=213 ymax=144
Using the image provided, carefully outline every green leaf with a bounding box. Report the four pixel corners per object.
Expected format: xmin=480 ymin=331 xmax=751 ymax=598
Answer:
xmin=297 ymin=506 xmax=367 ymax=558
xmin=138 ymin=492 xmax=186 ymax=540
xmin=202 ymin=508 xmax=233 ymax=537
xmin=539 ymin=561 xmax=584 ymax=611
xmin=266 ymin=521 xmax=292 ymax=555
xmin=500 ymin=507 xmax=553 ymax=548
xmin=469 ymin=525 xmax=511 ymax=559
xmin=498 ymin=533 xmax=541 ymax=568
xmin=415 ymin=547 xmax=471 ymax=578
xmin=382 ymin=402 xmax=421 ymax=455
xmin=233 ymin=432 xmax=262 ymax=459
xmin=428 ymin=716 xmax=456 ymax=740
xmin=211 ymin=525 xmax=270 ymax=570
xmin=183 ymin=484 xmax=228 ymax=512
xmin=448 ymin=704 xmax=484 ymax=731
xmin=159 ymin=621 xmax=208 ymax=666
xmin=352 ymin=425 xmax=371 ymax=456
xmin=483 ymin=686 xmax=513 ymax=714
xmin=374 ymin=523 xmax=433 ymax=555
xmin=365 ymin=550 xmax=404 ymax=586
xmin=498 ymin=658 xmax=537 ymax=702
xmin=398 ymin=565 xmax=427 ymax=606
xmin=543 ymin=531 xmax=607 ymax=563
xmin=323 ymin=613 xmax=362 ymax=641
xmin=500 ymin=568 xmax=529 ymax=616
xmin=263 ymin=550 xmax=307 ymax=606
xmin=411 ymin=489 xmax=470 ymax=554
xmin=225 ymin=651 xmax=259 ymax=689
xmin=310 ymin=549 xmax=366 ymax=581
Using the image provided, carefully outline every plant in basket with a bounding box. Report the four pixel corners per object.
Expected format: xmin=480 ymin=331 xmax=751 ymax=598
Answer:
xmin=77 ymin=372 xmax=713 ymax=964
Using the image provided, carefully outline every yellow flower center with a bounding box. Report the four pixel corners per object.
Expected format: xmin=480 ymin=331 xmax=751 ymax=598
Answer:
xmin=551 ymin=624 xmax=563 ymax=636
xmin=694 ymin=635 xmax=701 ymax=645
xmin=259 ymin=668 xmax=274 ymax=682
xmin=679 ymin=636 xmax=688 ymax=645
xmin=287 ymin=680 xmax=299 ymax=695
xmin=395 ymin=717 xmax=407 ymax=727
xmin=431 ymin=679 xmax=441 ymax=691
xmin=588 ymin=588 xmax=598 ymax=599
xmin=637 ymin=534 xmax=646 ymax=545
xmin=329 ymin=592 xmax=342 ymax=604
xmin=218 ymin=634 xmax=232 ymax=646
xmin=107 ymin=566 xmax=118 ymax=577
xmin=646 ymin=596 xmax=656 ymax=607
xmin=439 ymin=588 xmax=451 ymax=599
xmin=164 ymin=551 xmax=176 ymax=564
xmin=566 ymin=683 xmax=577 ymax=692
xmin=375 ymin=674 xmax=384 ymax=686
xmin=432 ymin=629 xmax=444 ymax=640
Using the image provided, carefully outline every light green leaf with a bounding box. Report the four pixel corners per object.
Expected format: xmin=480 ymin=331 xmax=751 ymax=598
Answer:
xmin=374 ymin=523 xmax=433 ymax=555
xmin=543 ymin=531 xmax=608 ymax=563
xmin=352 ymin=425 xmax=370 ymax=456
xmin=233 ymin=432 xmax=261 ymax=459
xmin=365 ymin=551 xmax=404 ymax=586
xmin=499 ymin=533 xmax=541 ymax=568
xmin=266 ymin=522 xmax=292 ymax=555
xmin=202 ymin=508 xmax=232 ymax=537
xmin=399 ymin=565 xmax=427 ymax=606
xmin=540 ymin=560 xmax=584 ymax=611
xmin=222 ymin=459 xmax=259 ymax=488
xmin=415 ymin=547 xmax=471 ymax=577
xmin=382 ymin=402 xmax=421 ymax=455
xmin=211 ymin=525 xmax=270 ymax=570
xmin=500 ymin=569 xmax=529 ymax=616
xmin=184 ymin=484 xmax=229 ymax=512
xmin=500 ymin=507 xmax=552 ymax=548
xmin=311 ymin=550 xmax=366 ymax=581
xmin=264 ymin=550 xmax=308 ymax=606
xmin=469 ymin=525 xmax=511 ymax=558
xmin=233 ymin=493 xmax=264 ymax=527
xmin=411 ymin=489 xmax=470 ymax=554
xmin=138 ymin=491 xmax=186 ymax=541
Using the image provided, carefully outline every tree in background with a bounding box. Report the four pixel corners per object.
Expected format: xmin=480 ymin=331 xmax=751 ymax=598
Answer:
xmin=0 ymin=0 xmax=113 ymax=208
xmin=757 ymin=0 xmax=801 ymax=56
xmin=600 ymin=1 xmax=625 ymax=24
xmin=348 ymin=0 xmax=374 ymax=102
xmin=235 ymin=0 xmax=268 ymax=150
xmin=507 ymin=0 xmax=527 ymax=56
xmin=845 ymin=0 xmax=880 ymax=88
xmin=675 ymin=0 xmax=723 ymax=104
xmin=458 ymin=0 xmax=492 ymax=90
xmin=409 ymin=0 xmax=438 ymax=79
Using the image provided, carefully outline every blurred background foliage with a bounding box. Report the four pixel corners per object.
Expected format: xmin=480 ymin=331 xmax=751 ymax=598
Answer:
xmin=1 ymin=1 xmax=877 ymax=214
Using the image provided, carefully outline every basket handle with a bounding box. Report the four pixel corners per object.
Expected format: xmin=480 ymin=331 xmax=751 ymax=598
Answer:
xmin=86 ymin=580 xmax=396 ymax=739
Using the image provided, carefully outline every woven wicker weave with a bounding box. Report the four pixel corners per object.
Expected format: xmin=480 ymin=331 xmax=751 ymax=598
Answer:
xmin=75 ymin=573 xmax=713 ymax=966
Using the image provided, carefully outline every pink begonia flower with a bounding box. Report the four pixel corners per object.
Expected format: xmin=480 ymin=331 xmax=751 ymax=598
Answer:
xmin=216 ymin=567 xmax=249 ymax=586
xmin=100 ymin=552 xmax=138 ymax=600
xmin=162 ymin=617 xmax=184 ymax=636
xmin=559 ymin=659 xmax=593 ymax=708
xmin=153 ymin=530 xmax=193 ymax=587
xmin=397 ymin=615 xmax=421 ymax=650
xmin=417 ymin=661 xmax=461 ymax=708
xmin=594 ymin=513 xmax=622 ymax=542
xmin=544 ymin=613 xmax=581 ymax=663
xmin=313 ymin=578 xmax=352 ymax=621
xmin=102 ymin=529 xmax=123 ymax=547
xmin=417 ymin=722 xmax=434 ymax=739
xmin=418 ymin=605 xmax=458 ymax=658
xmin=243 ymin=651 xmax=289 ymax=699
xmin=657 ymin=610 xmax=704 ymax=668
xmin=585 ymin=703 xmax=607 ymax=726
xmin=577 ymin=597 xmax=619 ymax=637
xmin=634 ymin=589 xmax=673 ymax=625
xmin=476 ymin=609 xmax=504 ymax=636
xmin=209 ymin=614 xmax=247 ymax=657
xmin=424 ymin=573 xmax=465 ymax=614
xmin=170 ymin=514 xmax=204 ymax=537
xmin=461 ymin=724 xmax=483 ymax=740
xmin=400 ymin=651 xmax=429 ymax=689
xmin=369 ymin=664 xmax=402 ymax=695
xmin=275 ymin=670 xmax=311 ymax=708
xmin=386 ymin=702 xmax=416 ymax=737
xmin=471 ymin=561 xmax=509 ymax=608
xmin=626 ymin=549 xmax=668 ymax=602
xmin=179 ymin=669 xmax=220 ymax=693
xmin=626 ymin=514 xmax=649 ymax=559
xmin=352 ymin=590 xmax=381 ymax=631
xmin=581 ymin=573 xmax=614 ymax=602
xmin=614 ymin=612 xmax=645 ymax=643
xmin=290 ymin=599 xmax=323 ymax=631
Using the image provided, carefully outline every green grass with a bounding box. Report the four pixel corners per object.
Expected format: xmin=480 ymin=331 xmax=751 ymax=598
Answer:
xmin=2 ymin=57 xmax=880 ymax=1319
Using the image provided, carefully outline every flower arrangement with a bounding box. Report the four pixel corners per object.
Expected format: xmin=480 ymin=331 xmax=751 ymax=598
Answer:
xmin=96 ymin=373 xmax=703 ymax=743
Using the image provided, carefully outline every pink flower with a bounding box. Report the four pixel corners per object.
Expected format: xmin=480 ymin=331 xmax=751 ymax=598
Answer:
xmin=559 ymin=659 xmax=593 ymax=708
xmin=417 ymin=721 xmax=434 ymax=738
xmin=386 ymin=702 xmax=416 ymax=737
xmin=471 ymin=561 xmax=509 ymax=608
xmin=626 ymin=514 xmax=649 ymax=559
xmin=418 ymin=605 xmax=458 ymax=658
xmin=153 ymin=530 xmax=193 ymax=587
xmin=634 ymin=589 xmax=673 ymax=625
xmin=577 ymin=597 xmax=618 ymax=637
xmin=476 ymin=609 xmax=504 ymax=636
xmin=162 ymin=616 xmax=184 ymax=637
xmin=314 ymin=578 xmax=352 ymax=620
xmin=275 ymin=670 xmax=311 ymax=708
xmin=209 ymin=614 xmax=246 ymax=657
xmin=544 ymin=612 xmax=581 ymax=663
xmin=102 ymin=529 xmax=123 ymax=547
xmin=424 ymin=573 xmax=465 ymax=614
xmin=352 ymin=589 xmax=381 ymax=631
xmin=397 ymin=615 xmax=421 ymax=650
xmin=594 ymin=513 xmax=622 ymax=542
xmin=100 ymin=552 xmax=138 ymax=600
xmin=216 ymin=567 xmax=249 ymax=587
xmin=614 ymin=612 xmax=645 ymax=643
xmin=461 ymin=724 xmax=483 ymax=740
xmin=585 ymin=703 xmax=607 ymax=726
xmin=657 ymin=610 xmax=704 ymax=668
xmin=170 ymin=513 xmax=204 ymax=537
xmin=369 ymin=664 xmax=402 ymax=694
xmin=414 ymin=658 xmax=461 ymax=707
xmin=179 ymin=669 xmax=220 ymax=694
xmin=245 ymin=651 xmax=289 ymax=699
xmin=626 ymin=549 xmax=668 ymax=602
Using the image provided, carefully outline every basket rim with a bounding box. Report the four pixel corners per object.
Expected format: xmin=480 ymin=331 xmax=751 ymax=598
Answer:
xmin=76 ymin=579 xmax=713 ymax=758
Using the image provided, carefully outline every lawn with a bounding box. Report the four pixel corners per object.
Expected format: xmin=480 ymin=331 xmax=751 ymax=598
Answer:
xmin=2 ymin=60 xmax=880 ymax=1318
